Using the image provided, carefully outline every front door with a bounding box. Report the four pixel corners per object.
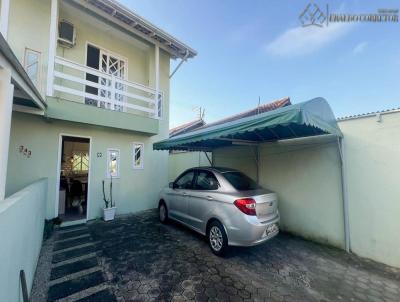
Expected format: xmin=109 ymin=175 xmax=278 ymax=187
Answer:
xmin=58 ymin=136 xmax=91 ymax=223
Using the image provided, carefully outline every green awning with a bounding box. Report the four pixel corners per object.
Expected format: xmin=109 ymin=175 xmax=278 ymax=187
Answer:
xmin=154 ymin=97 xmax=342 ymax=151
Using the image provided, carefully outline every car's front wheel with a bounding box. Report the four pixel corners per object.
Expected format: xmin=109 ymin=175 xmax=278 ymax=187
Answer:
xmin=159 ymin=202 xmax=168 ymax=223
xmin=207 ymin=220 xmax=228 ymax=256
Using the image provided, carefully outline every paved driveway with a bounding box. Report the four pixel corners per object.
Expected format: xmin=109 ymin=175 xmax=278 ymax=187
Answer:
xmin=87 ymin=210 xmax=399 ymax=302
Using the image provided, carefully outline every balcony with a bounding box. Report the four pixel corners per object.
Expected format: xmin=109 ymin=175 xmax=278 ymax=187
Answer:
xmin=46 ymin=56 xmax=162 ymax=134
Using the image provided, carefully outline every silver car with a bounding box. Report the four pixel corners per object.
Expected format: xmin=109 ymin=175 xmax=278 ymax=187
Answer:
xmin=158 ymin=167 xmax=280 ymax=255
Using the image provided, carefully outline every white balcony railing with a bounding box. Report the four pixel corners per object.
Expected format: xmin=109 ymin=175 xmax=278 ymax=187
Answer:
xmin=52 ymin=56 xmax=162 ymax=118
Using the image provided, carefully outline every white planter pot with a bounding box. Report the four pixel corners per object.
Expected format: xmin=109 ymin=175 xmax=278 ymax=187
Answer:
xmin=103 ymin=207 xmax=116 ymax=221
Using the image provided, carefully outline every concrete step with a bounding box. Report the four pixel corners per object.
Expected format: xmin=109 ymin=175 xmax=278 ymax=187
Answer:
xmin=57 ymin=229 xmax=90 ymax=241
xmin=58 ymin=224 xmax=87 ymax=232
xmin=54 ymin=237 xmax=93 ymax=251
xmin=52 ymin=245 xmax=97 ymax=264
xmin=47 ymin=271 xmax=105 ymax=302
xmin=50 ymin=257 xmax=99 ymax=281
xmin=75 ymin=289 xmax=117 ymax=302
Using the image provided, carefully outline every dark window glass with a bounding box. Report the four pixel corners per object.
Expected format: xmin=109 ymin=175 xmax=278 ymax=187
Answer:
xmin=223 ymin=171 xmax=260 ymax=191
xmin=175 ymin=171 xmax=195 ymax=189
xmin=194 ymin=171 xmax=219 ymax=190
xmin=85 ymin=45 xmax=100 ymax=105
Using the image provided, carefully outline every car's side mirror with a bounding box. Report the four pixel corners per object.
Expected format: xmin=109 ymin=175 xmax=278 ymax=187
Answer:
xmin=169 ymin=182 xmax=175 ymax=189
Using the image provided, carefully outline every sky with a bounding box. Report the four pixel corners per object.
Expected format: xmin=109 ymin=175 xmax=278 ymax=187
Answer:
xmin=120 ymin=0 xmax=400 ymax=128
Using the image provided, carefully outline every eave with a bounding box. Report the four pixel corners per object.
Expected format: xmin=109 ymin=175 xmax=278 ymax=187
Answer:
xmin=67 ymin=0 xmax=197 ymax=59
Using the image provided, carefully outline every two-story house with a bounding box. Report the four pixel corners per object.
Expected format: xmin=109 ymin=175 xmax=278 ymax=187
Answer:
xmin=0 ymin=0 xmax=196 ymax=223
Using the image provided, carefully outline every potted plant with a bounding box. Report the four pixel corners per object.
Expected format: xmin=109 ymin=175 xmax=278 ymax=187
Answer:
xmin=102 ymin=177 xmax=116 ymax=221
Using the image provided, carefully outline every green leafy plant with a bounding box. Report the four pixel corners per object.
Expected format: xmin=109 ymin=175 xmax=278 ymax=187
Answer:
xmin=102 ymin=176 xmax=114 ymax=208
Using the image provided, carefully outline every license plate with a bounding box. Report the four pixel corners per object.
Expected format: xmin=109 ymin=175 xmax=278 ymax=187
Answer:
xmin=266 ymin=223 xmax=278 ymax=236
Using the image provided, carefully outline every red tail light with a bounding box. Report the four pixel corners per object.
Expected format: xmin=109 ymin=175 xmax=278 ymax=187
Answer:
xmin=234 ymin=198 xmax=256 ymax=216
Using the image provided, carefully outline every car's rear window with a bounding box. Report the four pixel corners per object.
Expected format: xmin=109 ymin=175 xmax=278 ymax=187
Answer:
xmin=223 ymin=171 xmax=260 ymax=191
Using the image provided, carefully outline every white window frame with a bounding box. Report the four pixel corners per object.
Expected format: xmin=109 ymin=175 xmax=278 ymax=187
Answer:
xmin=132 ymin=142 xmax=144 ymax=170
xmin=85 ymin=42 xmax=129 ymax=111
xmin=106 ymin=148 xmax=120 ymax=178
xmin=24 ymin=47 xmax=41 ymax=88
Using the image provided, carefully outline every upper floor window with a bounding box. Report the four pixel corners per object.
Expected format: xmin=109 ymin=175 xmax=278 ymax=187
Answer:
xmin=132 ymin=142 xmax=144 ymax=169
xmin=107 ymin=148 xmax=120 ymax=178
xmin=24 ymin=48 xmax=41 ymax=87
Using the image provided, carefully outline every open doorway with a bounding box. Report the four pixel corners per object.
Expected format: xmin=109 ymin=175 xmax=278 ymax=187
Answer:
xmin=58 ymin=135 xmax=90 ymax=222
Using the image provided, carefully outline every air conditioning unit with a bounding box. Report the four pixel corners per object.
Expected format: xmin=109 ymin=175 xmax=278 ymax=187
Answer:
xmin=58 ymin=20 xmax=76 ymax=48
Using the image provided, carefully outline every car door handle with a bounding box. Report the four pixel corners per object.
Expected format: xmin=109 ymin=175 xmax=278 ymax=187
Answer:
xmin=206 ymin=196 xmax=213 ymax=201
xmin=183 ymin=192 xmax=188 ymax=196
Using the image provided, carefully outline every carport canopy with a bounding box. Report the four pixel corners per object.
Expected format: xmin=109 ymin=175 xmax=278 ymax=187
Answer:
xmin=153 ymin=97 xmax=342 ymax=151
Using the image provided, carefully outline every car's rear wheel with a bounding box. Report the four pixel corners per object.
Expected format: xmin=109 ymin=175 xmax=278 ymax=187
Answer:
xmin=207 ymin=220 xmax=228 ymax=256
xmin=159 ymin=202 xmax=168 ymax=223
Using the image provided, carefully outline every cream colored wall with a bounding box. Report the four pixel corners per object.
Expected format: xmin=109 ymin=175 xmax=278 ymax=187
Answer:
xmin=340 ymin=112 xmax=400 ymax=268
xmin=259 ymin=141 xmax=344 ymax=248
xmin=168 ymin=152 xmax=211 ymax=181
xmin=8 ymin=0 xmax=51 ymax=96
xmin=211 ymin=112 xmax=400 ymax=267
xmin=6 ymin=112 xmax=169 ymax=220
xmin=213 ymin=140 xmax=345 ymax=249
xmin=213 ymin=146 xmax=257 ymax=180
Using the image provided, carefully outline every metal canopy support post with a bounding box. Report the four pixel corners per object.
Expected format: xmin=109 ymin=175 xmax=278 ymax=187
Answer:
xmin=338 ymin=137 xmax=350 ymax=252
xmin=204 ymin=151 xmax=212 ymax=166
xmin=254 ymin=145 xmax=260 ymax=184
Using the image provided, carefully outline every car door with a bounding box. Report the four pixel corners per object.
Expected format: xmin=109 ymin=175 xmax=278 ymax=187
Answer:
xmin=168 ymin=170 xmax=195 ymax=223
xmin=187 ymin=170 xmax=220 ymax=232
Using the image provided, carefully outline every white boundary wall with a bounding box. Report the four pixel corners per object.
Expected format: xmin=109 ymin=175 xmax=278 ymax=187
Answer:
xmin=0 ymin=178 xmax=48 ymax=302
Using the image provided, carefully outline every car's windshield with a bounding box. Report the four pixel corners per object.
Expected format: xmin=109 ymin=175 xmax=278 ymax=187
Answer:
xmin=223 ymin=171 xmax=261 ymax=191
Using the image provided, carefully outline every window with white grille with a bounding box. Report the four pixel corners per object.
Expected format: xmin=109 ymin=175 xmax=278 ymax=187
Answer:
xmin=72 ymin=151 xmax=89 ymax=173
xmin=107 ymin=148 xmax=120 ymax=178
xmin=24 ymin=48 xmax=41 ymax=87
xmin=132 ymin=143 xmax=144 ymax=169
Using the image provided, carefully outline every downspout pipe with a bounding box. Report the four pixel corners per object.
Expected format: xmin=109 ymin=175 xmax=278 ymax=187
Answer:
xmin=338 ymin=137 xmax=350 ymax=252
xmin=254 ymin=145 xmax=260 ymax=184
xmin=169 ymin=50 xmax=189 ymax=79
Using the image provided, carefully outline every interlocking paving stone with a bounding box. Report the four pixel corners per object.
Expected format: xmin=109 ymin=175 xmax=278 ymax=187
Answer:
xmin=52 ymin=245 xmax=97 ymax=263
xmin=74 ymin=289 xmax=117 ymax=302
xmin=47 ymin=271 xmax=105 ymax=302
xmin=57 ymin=229 xmax=90 ymax=241
xmin=53 ymin=236 xmax=92 ymax=251
xmin=86 ymin=210 xmax=400 ymax=302
xmin=50 ymin=257 xmax=99 ymax=280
